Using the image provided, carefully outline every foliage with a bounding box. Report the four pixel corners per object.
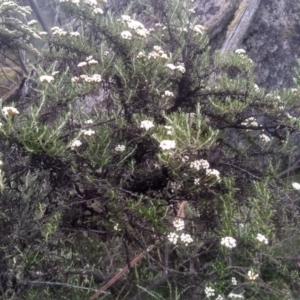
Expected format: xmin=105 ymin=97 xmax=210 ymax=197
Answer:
xmin=1 ymin=0 xmax=300 ymax=299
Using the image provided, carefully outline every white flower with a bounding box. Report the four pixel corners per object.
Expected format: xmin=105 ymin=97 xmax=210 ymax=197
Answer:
xmin=85 ymin=119 xmax=94 ymax=125
xmin=176 ymin=63 xmax=186 ymax=73
xmin=231 ymin=277 xmax=237 ymax=286
xmin=260 ymin=134 xmax=271 ymax=143
xmin=127 ymin=20 xmax=145 ymax=30
xmin=216 ymin=295 xmax=224 ymax=300
xmin=181 ymin=155 xmax=189 ymax=163
xmin=136 ymin=51 xmax=146 ymax=59
xmin=235 ymin=49 xmax=246 ymax=55
xmin=194 ymin=178 xmax=200 ymax=185
xmin=205 ymin=286 xmax=215 ymax=297
xmin=228 ymin=293 xmax=244 ymax=299
xmin=70 ymin=139 xmax=82 ymax=149
xmin=166 ymin=63 xmax=177 ymax=70
xmin=206 ymin=168 xmax=221 ymax=181
xmin=40 ymin=75 xmax=54 ymax=83
xmin=91 ymin=74 xmax=102 ymax=82
xmin=241 ymin=117 xmax=258 ymax=127
xmin=0 ymin=161 xmax=3 ymax=167
xmin=85 ymin=0 xmax=97 ymax=7
xmin=247 ymin=270 xmax=259 ymax=280
xmin=192 ymin=24 xmax=205 ymax=35
xmin=72 ymin=77 xmax=79 ymax=83
xmin=173 ymin=218 xmax=184 ymax=231
xmin=188 ymin=8 xmax=196 ymax=13
xmin=70 ymin=31 xmax=80 ymax=36
xmin=170 ymin=182 xmax=182 ymax=192
xmin=39 ymin=31 xmax=48 ymax=36
xmin=121 ymin=30 xmax=132 ymax=40
xmin=93 ymin=8 xmax=103 ymax=15
xmin=86 ymin=56 xmax=93 ymax=61
xmin=115 ymin=144 xmax=126 ymax=152
xmin=159 ymin=140 xmax=176 ymax=151
xmin=162 ymin=90 xmax=174 ymax=98
xmin=88 ymin=59 xmax=98 ymax=65
xmin=78 ymin=61 xmax=87 ymax=67
xmin=256 ymin=233 xmax=268 ymax=245
xmin=292 ymin=182 xmax=300 ymax=190
xmin=180 ymin=233 xmax=193 ymax=246
xmin=0 ymin=122 xmax=2 ymax=128
xmin=2 ymin=107 xmax=19 ymax=117
xmin=190 ymin=159 xmax=210 ymax=170
xmin=82 ymin=129 xmax=95 ymax=136
xmin=114 ymin=223 xmax=121 ymax=231
xmin=167 ymin=232 xmax=179 ymax=244
xmin=220 ymin=237 xmax=237 ymax=249
xmin=120 ymin=15 xmax=132 ymax=22
xmin=28 ymin=20 xmax=38 ymax=26
xmin=140 ymin=120 xmax=154 ymax=131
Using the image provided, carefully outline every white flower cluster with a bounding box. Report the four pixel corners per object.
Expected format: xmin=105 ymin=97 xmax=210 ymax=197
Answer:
xmin=119 ymin=15 xmax=150 ymax=38
xmin=241 ymin=117 xmax=258 ymax=127
xmin=292 ymin=182 xmax=300 ymax=190
xmin=93 ymin=8 xmax=104 ymax=15
xmin=260 ymin=134 xmax=271 ymax=143
xmin=228 ymin=293 xmax=244 ymax=299
xmin=28 ymin=20 xmax=38 ymax=26
xmin=205 ymin=286 xmax=215 ymax=297
xmin=82 ymin=129 xmax=95 ymax=136
xmin=51 ymin=26 xmax=67 ymax=36
xmin=0 ymin=160 xmax=3 ymax=167
xmin=85 ymin=0 xmax=98 ymax=7
xmin=52 ymin=71 xmax=59 ymax=77
xmin=180 ymin=233 xmax=193 ymax=246
xmin=190 ymin=159 xmax=210 ymax=170
xmin=81 ymin=74 xmax=102 ymax=83
xmin=192 ymin=24 xmax=205 ymax=35
xmin=140 ymin=120 xmax=154 ymax=131
xmin=166 ymin=63 xmax=186 ymax=73
xmin=114 ymin=223 xmax=121 ymax=231
xmin=70 ymin=31 xmax=80 ymax=36
xmin=148 ymin=46 xmax=169 ymax=60
xmin=220 ymin=236 xmax=237 ymax=249
xmin=115 ymin=144 xmax=126 ymax=152
xmin=59 ymin=0 xmax=80 ymax=4
xmin=2 ymin=107 xmax=19 ymax=117
xmin=216 ymin=295 xmax=224 ymax=300
xmin=121 ymin=30 xmax=132 ymax=40
xmin=85 ymin=119 xmax=93 ymax=125
xmin=256 ymin=233 xmax=268 ymax=245
xmin=164 ymin=125 xmax=173 ymax=135
xmin=206 ymin=168 xmax=221 ymax=181
xmin=170 ymin=181 xmax=182 ymax=192
xmin=162 ymin=90 xmax=174 ymax=98
xmin=40 ymin=75 xmax=55 ymax=84
xmin=70 ymin=139 xmax=82 ymax=149
xmin=167 ymin=232 xmax=179 ymax=244
xmin=247 ymin=270 xmax=259 ymax=280
xmin=159 ymin=140 xmax=176 ymax=151
xmin=173 ymin=218 xmax=185 ymax=231
xmin=235 ymin=49 xmax=246 ymax=56
xmin=194 ymin=178 xmax=200 ymax=185
xmin=231 ymin=277 xmax=237 ymax=286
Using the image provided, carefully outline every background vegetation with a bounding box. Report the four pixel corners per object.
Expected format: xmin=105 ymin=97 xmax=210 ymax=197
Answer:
xmin=1 ymin=0 xmax=300 ymax=299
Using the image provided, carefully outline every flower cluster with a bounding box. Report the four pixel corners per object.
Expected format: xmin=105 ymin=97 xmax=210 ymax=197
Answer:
xmin=159 ymin=140 xmax=176 ymax=151
xmin=192 ymin=24 xmax=205 ymax=35
xmin=241 ymin=117 xmax=259 ymax=127
xmin=164 ymin=125 xmax=174 ymax=135
xmin=166 ymin=63 xmax=186 ymax=73
xmin=167 ymin=232 xmax=179 ymax=244
xmin=235 ymin=49 xmax=246 ymax=56
xmin=221 ymin=236 xmax=237 ymax=249
xmin=82 ymin=129 xmax=95 ymax=136
xmin=205 ymin=286 xmax=215 ymax=297
xmin=140 ymin=120 xmax=154 ymax=131
xmin=85 ymin=119 xmax=93 ymax=125
xmin=40 ymin=75 xmax=55 ymax=84
xmin=121 ymin=30 xmax=132 ymax=40
xmin=2 ymin=107 xmax=19 ymax=117
xmin=231 ymin=277 xmax=237 ymax=286
xmin=148 ymin=46 xmax=169 ymax=60
xmin=115 ymin=145 xmax=126 ymax=152
xmin=28 ymin=20 xmax=38 ymax=26
xmin=93 ymin=8 xmax=104 ymax=15
xmin=70 ymin=139 xmax=82 ymax=149
xmin=206 ymin=168 xmax=221 ymax=181
xmin=119 ymin=15 xmax=150 ymax=38
xmin=51 ymin=26 xmax=67 ymax=36
xmin=216 ymin=295 xmax=224 ymax=300
xmin=180 ymin=233 xmax=193 ymax=246
xmin=162 ymin=90 xmax=174 ymax=98
xmin=260 ymin=134 xmax=271 ymax=143
xmin=247 ymin=270 xmax=259 ymax=280
xmin=228 ymin=293 xmax=244 ymax=299
xmin=173 ymin=218 xmax=184 ymax=231
xmin=190 ymin=159 xmax=210 ymax=170
xmin=256 ymin=233 xmax=268 ymax=244
xmin=80 ymin=74 xmax=102 ymax=83
xmin=292 ymin=182 xmax=300 ymax=190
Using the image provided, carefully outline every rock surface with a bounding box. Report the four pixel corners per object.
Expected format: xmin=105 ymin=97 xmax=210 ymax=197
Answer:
xmin=197 ymin=0 xmax=300 ymax=90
